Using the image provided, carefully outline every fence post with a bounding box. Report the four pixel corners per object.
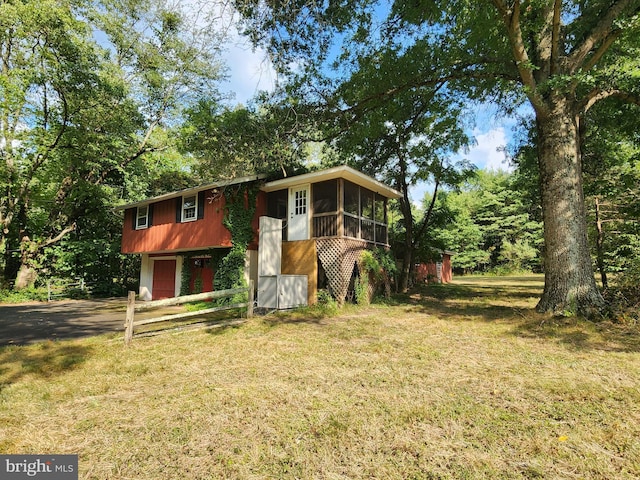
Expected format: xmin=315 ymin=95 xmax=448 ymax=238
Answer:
xmin=247 ymin=279 xmax=254 ymax=318
xmin=47 ymin=280 xmax=52 ymax=302
xmin=124 ymin=291 xmax=136 ymax=345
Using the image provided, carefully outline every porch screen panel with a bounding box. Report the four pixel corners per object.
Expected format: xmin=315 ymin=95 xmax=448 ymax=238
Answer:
xmin=313 ymin=180 xmax=338 ymax=213
xmin=344 ymin=181 xmax=359 ymax=215
xmin=361 ymin=189 xmax=374 ymax=219
xmin=312 ymin=180 xmax=338 ymax=237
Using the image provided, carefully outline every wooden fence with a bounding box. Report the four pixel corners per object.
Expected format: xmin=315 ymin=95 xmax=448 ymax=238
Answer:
xmin=124 ymin=280 xmax=254 ymax=344
xmin=47 ymin=278 xmax=90 ymax=301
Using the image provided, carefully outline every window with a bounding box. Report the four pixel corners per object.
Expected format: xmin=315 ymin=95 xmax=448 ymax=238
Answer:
xmin=267 ymin=189 xmax=288 ymax=219
xmin=294 ymin=189 xmax=307 ymax=215
xmin=182 ymin=195 xmax=197 ymax=222
xmin=136 ymin=205 xmax=149 ymax=229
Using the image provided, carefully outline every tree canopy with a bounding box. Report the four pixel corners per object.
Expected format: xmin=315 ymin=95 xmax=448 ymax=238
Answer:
xmin=0 ymin=0 xmax=226 ymax=289
xmin=236 ymin=0 xmax=640 ymax=314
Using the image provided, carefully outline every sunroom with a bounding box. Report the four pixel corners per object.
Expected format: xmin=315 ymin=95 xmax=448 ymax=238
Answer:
xmin=261 ymin=165 xmax=400 ymax=245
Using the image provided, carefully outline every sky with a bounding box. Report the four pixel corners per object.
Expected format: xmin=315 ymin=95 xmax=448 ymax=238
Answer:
xmin=219 ymin=29 xmax=277 ymax=106
xmin=218 ymin=22 xmax=524 ymax=205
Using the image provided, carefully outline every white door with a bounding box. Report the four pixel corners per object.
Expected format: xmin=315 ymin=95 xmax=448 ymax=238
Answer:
xmin=288 ymin=185 xmax=309 ymax=241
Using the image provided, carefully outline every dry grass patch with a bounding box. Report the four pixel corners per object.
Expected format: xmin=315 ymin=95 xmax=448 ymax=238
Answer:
xmin=1 ymin=275 xmax=639 ymax=479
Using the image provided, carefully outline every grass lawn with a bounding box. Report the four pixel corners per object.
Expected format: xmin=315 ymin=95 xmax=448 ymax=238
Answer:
xmin=1 ymin=275 xmax=639 ymax=479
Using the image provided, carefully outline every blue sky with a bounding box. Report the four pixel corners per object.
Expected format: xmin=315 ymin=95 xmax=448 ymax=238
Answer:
xmin=219 ymin=27 xmax=525 ymax=205
xmin=219 ymin=31 xmax=276 ymax=106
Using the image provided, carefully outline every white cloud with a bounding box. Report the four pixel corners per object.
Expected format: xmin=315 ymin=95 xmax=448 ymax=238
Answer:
xmin=465 ymin=127 xmax=512 ymax=172
xmin=408 ymin=125 xmax=513 ymax=205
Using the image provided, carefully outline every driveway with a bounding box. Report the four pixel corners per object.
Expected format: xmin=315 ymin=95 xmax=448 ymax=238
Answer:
xmin=0 ymin=299 xmax=184 ymax=346
xmin=0 ymin=299 xmax=126 ymax=346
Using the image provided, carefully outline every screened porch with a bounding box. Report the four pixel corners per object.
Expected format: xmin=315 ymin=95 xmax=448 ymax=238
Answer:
xmin=267 ymin=178 xmax=392 ymax=246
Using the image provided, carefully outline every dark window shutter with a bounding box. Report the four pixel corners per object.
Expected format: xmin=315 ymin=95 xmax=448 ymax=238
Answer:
xmin=129 ymin=208 xmax=136 ymax=230
xmin=197 ymin=191 xmax=205 ymax=220
xmin=176 ymin=197 xmax=183 ymax=223
xmin=148 ymin=204 xmax=154 ymax=227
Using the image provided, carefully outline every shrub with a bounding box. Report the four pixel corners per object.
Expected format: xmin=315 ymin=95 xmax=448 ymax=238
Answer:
xmin=603 ymin=261 xmax=640 ymax=324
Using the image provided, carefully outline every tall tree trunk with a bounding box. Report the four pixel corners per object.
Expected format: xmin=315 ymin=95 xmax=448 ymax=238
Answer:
xmin=535 ymin=97 xmax=604 ymax=314
xmin=398 ymin=194 xmax=414 ymax=292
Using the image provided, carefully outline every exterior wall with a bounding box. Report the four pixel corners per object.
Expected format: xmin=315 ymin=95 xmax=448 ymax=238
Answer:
xmin=122 ymin=190 xmax=267 ymax=254
xmin=139 ymin=254 xmax=183 ymax=301
xmin=415 ymin=254 xmax=453 ymax=284
xmin=139 ymin=254 xmax=152 ymax=301
xmin=139 ymin=251 xmax=256 ymax=301
xmin=441 ymin=254 xmax=452 ymax=283
xmin=281 ymin=240 xmax=318 ymax=305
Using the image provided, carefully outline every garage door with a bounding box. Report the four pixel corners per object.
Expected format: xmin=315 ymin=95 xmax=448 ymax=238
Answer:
xmin=152 ymin=259 xmax=176 ymax=300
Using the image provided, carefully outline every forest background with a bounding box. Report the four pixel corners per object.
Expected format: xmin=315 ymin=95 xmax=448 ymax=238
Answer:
xmin=0 ymin=0 xmax=638 ymax=319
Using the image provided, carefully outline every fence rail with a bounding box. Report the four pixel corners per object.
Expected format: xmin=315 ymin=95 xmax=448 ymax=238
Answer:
xmin=47 ymin=278 xmax=90 ymax=301
xmin=124 ymin=280 xmax=254 ymax=344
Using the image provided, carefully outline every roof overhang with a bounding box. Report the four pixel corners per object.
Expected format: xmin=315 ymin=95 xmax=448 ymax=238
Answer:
xmin=261 ymin=165 xmax=402 ymax=199
xmin=116 ymin=174 xmax=267 ymax=210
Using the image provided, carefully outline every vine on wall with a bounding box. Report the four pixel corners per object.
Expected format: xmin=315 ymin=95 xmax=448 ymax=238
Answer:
xmin=213 ymin=184 xmax=259 ymax=293
xmin=180 ymin=254 xmax=194 ymax=296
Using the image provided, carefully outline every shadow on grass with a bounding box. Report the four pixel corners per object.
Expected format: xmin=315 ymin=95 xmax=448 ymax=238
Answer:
xmin=0 ymin=341 xmax=93 ymax=389
xmin=406 ymin=282 xmax=640 ymax=354
xmin=509 ymin=317 xmax=640 ymax=353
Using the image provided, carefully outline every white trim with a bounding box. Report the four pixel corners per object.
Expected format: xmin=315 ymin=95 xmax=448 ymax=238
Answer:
xmin=135 ymin=205 xmax=149 ymax=229
xmin=181 ymin=194 xmax=198 ymax=223
xmin=262 ymin=165 xmax=401 ymax=199
xmin=139 ymin=254 xmax=153 ymax=301
xmin=174 ymin=256 xmax=183 ymax=297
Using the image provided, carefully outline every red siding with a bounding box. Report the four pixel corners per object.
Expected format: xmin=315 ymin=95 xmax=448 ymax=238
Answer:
xmin=122 ymin=190 xmax=267 ymax=254
xmin=441 ymin=254 xmax=452 ymax=283
xmin=415 ymin=254 xmax=452 ymax=284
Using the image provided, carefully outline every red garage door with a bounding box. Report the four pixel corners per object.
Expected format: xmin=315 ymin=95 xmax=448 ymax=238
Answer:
xmin=152 ymin=259 xmax=176 ymax=300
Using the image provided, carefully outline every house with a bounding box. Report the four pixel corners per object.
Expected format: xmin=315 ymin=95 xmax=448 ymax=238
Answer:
xmin=415 ymin=250 xmax=454 ymax=284
xmin=119 ymin=166 xmax=401 ymax=305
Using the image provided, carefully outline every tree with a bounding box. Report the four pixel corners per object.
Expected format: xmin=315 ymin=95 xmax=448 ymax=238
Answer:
xmin=235 ymin=0 xmax=640 ymax=314
xmin=430 ymin=170 xmax=543 ymax=274
xmin=326 ymin=76 xmax=474 ymax=291
xmin=180 ymin=96 xmax=308 ymax=180
xmin=0 ymin=0 xmax=225 ymax=288
xmin=581 ymin=98 xmax=640 ymax=289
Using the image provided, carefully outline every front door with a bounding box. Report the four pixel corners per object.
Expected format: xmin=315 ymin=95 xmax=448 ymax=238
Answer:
xmin=152 ymin=259 xmax=176 ymax=300
xmin=288 ymin=185 xmax=309 ymax=241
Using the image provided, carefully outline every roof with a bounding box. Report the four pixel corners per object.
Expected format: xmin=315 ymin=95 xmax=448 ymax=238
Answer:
xmin=116 ymin=174 xmax=267 ymax=210
xmin=261 ymin=165 xmax=402 ymax=199
xmin=117 ymin=165 xmax=402 ymax=210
